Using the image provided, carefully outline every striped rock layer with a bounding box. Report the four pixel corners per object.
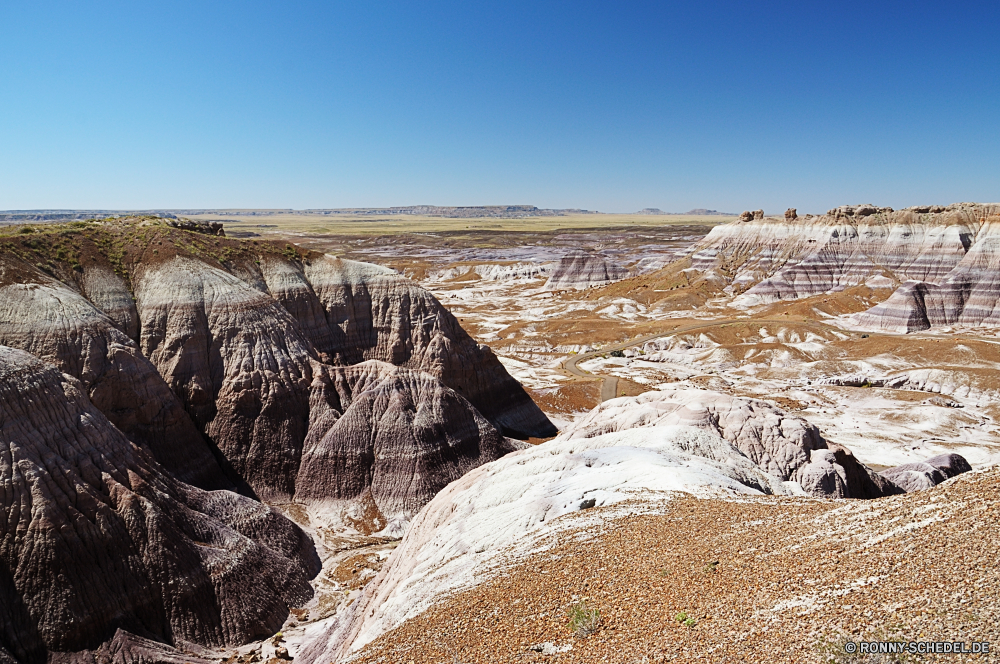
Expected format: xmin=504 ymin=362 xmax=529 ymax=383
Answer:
xmin=543 ymin=250 xmax=629 ymax=290
xmin=690 ymin=203 xmax=1000 ymax=331
xmin=0 ymin=346 xmax=319 ymax=661
xmin=0 ymin=225 xmax=549 ymax=659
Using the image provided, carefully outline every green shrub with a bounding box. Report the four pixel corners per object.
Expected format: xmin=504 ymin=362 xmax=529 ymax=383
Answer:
xmin=567 ymin=601 xmax=601 ymax=638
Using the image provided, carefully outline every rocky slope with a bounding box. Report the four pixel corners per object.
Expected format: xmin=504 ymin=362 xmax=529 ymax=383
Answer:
xmin=544 ymin=250 xmax=628 ymax=290
xmin=562 ymin=388 xmax=900 ymax=499
xmin=297 ymin=360 xmax=519 ymax=529
xmin=298 ymin=387 xmax=957 ymax=662
xmin=347 ymin=467 xmax=1000 ymax=663
xmin=0 ymin=346 xmax=318 ymax=662
xmin=685 ymin=203 xmax=1000 ymax=331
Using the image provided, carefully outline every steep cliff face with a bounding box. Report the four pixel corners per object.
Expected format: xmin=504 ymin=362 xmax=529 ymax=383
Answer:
xmin=0 ymin=260 xmax=230 ymax=490
xmin=268 ymin=255 xmax=555 ymax=438
xmin=850 ymin=217 xmax=1000 ymax=331
xmin=134 ymin=257 xmax=316 ymax=501
xmin=688 ymin=204 xmax=999 ymax=326
xmin=543 ymin=250 xmax=628 ymax=290
xmin=0 ymin=346 xmax=318 ymax=661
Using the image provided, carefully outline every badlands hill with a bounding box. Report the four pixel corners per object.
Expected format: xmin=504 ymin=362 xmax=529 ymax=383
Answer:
xmin=686 ymin=202 xmax=1000 ymax=330
xmin=0 ymin=217 xmax=555 ymax=661
xmin=544 ymin=250 xmax=629 ymax=290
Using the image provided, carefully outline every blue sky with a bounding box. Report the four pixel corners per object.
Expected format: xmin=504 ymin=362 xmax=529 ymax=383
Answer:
xmin=1 ymin=1 xmax=997 ymax=213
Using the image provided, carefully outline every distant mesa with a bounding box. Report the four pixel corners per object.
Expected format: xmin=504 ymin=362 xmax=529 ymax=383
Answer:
xmin=635 ymin=208 xmax=736 ymax=216
xmin=0 ymin=205 xmax=749 ymax=224
xmin=0 ymin=206 xmax=600 ymax=223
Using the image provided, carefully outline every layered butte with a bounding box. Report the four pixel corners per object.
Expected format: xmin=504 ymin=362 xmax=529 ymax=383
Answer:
xmin=544 ymin=250 xmax=629 ymax=290
xmin=687 ymin=202 xmax=1000 ymax=331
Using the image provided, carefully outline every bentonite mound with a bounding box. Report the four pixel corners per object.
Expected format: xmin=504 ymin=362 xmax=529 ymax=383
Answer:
xmin=543 ymin=250 xmax=629 ymax=290
xmin=133 ymin=256 xmax=317 ymax=501
xmin=0 ymin=220 xmax=553 ymax=503
xmin=0 ymin=218 xmax=552 ymax=661
xmin=562 ymin=388 xmax=901 ymax=498
xmin=262 ymin=254 xmax=555 ymax=438
xmin=0 ymin=346 xmax=319 ymax=662
xmin=880 ymin=453 xmax=973 ymax=492
xmin=297 ymin=361 xmax=519 ymax=527
xmin=687 ymin=203 xmax=1000 ymax=329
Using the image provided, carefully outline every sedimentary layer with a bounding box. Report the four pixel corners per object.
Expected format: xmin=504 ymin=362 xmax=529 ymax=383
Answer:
xmin=0 ymin=220 xmax=552 ymax=505
xmin=544 ymin=250 xmax=628 ymax=290
xmin=0 ymin=259 xmax=230 ymax=490
xmin=685 ymin=203 xmax=1000 ymax=331
xmin=297 ymin=360 xmax=519 ymax=528
xmin=0 ymin=346 xmax=319 ymax=661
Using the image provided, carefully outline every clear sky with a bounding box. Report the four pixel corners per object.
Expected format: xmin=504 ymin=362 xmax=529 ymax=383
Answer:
xmin=1 ymin=1 xmax=997 ymax=214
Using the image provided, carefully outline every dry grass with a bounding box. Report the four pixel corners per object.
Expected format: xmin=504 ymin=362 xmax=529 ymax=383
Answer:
xmin=184 ymin=213 xmax=732 ymax=238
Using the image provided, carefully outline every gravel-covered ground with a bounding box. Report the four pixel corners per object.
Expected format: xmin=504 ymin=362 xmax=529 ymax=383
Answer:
xmin=353 ymin=468 xmax=999 ymax=663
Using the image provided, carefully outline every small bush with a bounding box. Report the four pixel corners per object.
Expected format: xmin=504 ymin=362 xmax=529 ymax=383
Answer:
xmin=18 ymin=226 xmax=34 ymax=234
xmin=674 ymin=611 xmax=697 ymax=628
xmin=610 ymin=349 xmax=625 ymax=358
xmin=567 ymin=601 xmax=601 ymax=638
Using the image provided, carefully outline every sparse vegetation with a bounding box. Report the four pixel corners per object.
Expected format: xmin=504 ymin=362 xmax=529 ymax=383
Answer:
xmin=0 ymin=216 xmax=321 ymax=292
xmin=567 ymin=601 xmax=601 ymax=638
xmin=674 ymin=611 xmax=697 ymax=628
